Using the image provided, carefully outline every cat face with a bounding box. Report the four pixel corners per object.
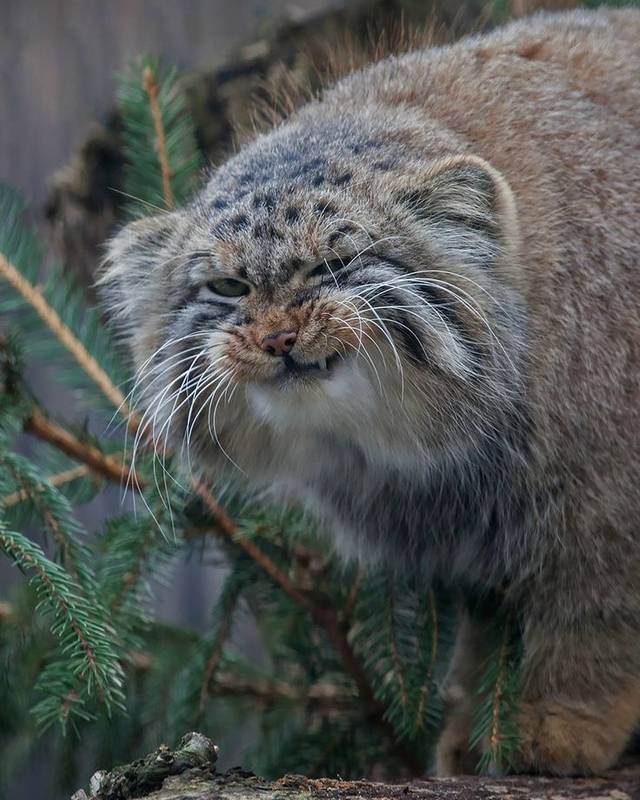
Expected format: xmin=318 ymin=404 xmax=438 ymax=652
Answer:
xmin=102 ymin=120 xmax=524 ymax=471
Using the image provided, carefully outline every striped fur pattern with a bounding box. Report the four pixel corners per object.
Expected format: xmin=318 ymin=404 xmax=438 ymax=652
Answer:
xmin=102 ymin=9 xmax=640 ymax=777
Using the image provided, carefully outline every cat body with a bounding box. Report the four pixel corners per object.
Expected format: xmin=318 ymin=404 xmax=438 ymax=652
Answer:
xmin=103 ymin=9 xmax=640 ymax=775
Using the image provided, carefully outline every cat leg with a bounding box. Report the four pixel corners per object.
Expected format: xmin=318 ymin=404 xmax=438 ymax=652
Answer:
xmin=436 ymin=609 xmax=492 ymax=775
xmin=510 ymin=602 xmax=640 ymax=775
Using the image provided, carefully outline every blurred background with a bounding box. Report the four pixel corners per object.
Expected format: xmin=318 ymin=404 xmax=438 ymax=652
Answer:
xmin=0 ymin=0 xmax=630 ymax=797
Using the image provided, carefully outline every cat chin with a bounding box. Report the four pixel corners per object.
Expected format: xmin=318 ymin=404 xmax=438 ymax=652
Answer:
xmin=245 ymin=359 xmax=377 ymax=433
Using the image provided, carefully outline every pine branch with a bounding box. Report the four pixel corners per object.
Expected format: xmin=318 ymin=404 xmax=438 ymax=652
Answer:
xmin=489 ymin=629 xmax=509 ymax=756
xmin=2 ymin=465 xmax=90 ymax=507
xmin=192 ymin=480 xmax=407 ymax=759
xmin=210 ymin=673 xmax=354 ymax=708
xmin=198 ymin=595 xmax=240 ymax=715
xmin=184 ymin=488 xmax=423 ymax=768
xmin=0 ymin=251 xmax=130 ymax=415
xmin=0 ymin=520 xmax=124 ymax=729
xmin=142 ymin=66 xmax=174 ymax=209
xmin=192 ymin=479 xmax=310 ymax=609
xmin=388 ymin=586 xmax=410 ymax=714
xmin=470 ymin=613 xmax=522 ymax=773
xmin=413 ymin=591 xmax=439 ymax=732
xmin=119 ymin=57 xmax=202 ymax=215
xmin=0 ymin=183 xmax=129 ymax=415
xmin=0 ymin=447 xmax=96 ymax=591
xmin=104 ymin=518 xmax=174 ymax=622
xmin=24 ymin=409 xmax=143 ymax=489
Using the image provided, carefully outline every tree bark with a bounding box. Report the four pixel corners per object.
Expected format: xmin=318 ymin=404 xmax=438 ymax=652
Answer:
xmin=81 ymin=766 xmax=640 ymax=800
xmin=71 ymin=733 xmax=640 ymax=800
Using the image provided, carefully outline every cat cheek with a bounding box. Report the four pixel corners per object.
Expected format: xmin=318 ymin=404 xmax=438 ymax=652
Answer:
xmin=223 ymin=340 xmax=276 ymax=382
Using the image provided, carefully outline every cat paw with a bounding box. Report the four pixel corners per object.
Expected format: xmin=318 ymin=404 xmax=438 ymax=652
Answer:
xmin=512 ymin=699 xmax=630 ymax=776
xmin=435 ymin=711 xmax=478 ymax=775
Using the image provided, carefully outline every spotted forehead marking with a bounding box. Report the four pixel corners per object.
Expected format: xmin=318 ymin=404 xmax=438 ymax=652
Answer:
xmin=191 ymin=121 xmax=408 ymax=289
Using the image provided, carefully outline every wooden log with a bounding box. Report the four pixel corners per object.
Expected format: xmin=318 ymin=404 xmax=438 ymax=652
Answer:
xmin=71 ymin=733 xmax=640 ymax=800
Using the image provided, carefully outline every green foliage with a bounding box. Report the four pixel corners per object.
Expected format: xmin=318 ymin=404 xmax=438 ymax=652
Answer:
xmin=0 ymin=49 xmax=523 ymax=799
xmin=350 ymin=577 xmax=451 ymax=743
xmin=470 ymin=612 xmax=522 ymax=773
xmin=0 ymin=518 xmax=124 ymax=731
xmin=118 ymin=55 xmax=203 ymax=215
xmin=0 ymin=185 xmax=129 ymax=415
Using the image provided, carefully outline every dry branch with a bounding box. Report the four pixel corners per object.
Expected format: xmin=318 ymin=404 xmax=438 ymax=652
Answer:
xmin=24 ymin=409 xmax=143 ymax=489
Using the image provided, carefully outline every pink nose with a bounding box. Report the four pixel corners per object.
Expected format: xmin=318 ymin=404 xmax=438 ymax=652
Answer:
xmin=260 ymin=330 xmax=297 ymax=357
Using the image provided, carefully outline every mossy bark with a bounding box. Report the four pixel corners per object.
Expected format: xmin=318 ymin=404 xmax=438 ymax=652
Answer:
xmin=77 ymin=763 xmax=640 ymax=800
xmin=71 ymin=733 xmax=640 ymax=800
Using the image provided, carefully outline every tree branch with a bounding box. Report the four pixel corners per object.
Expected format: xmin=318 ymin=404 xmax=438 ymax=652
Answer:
xmin=143 ymin=66 xmax=174 ymax=209
xmin=24 ymin=409 xmax=144 ymax=490
xmin=0 ymin=252 xmax=131 ymax=415
xmin=2 ymin=465 xmax=91 ymax=507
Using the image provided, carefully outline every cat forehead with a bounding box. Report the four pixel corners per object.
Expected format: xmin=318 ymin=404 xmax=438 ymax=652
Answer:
xmin=199 ymin=119 xmax=399 ymax=217
xmin=191 ymin=187 xmax=361 ymax=284
xmin=177 ymin=121 xmax=405 ymax=279
xmin=215 ymin=118 xmax=389 ymax=185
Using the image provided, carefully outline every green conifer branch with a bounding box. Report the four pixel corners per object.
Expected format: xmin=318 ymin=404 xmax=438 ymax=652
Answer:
xmin=0 ymin=447 xmax=93 ymax=590
xmin=0 ymin=184 xmax=131 ymax=416
xmin=470 ymin=613 xmax=522 ymax=773
xmin=0 ymin=518 xmax=124 ymax=730
xmin=412 ymin=590 xmax=440 ymax=733
xmin=118 ymin=56 xmax=202 ymax=215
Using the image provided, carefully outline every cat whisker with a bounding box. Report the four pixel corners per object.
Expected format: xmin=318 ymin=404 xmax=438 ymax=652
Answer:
xmin=182 ymin=360 xmax=232 ymax=468
xmin=206 ymin=370 xmax=245 ymax=473
xmin=352 ymin=293 xmax=406 ymax=401
xmin=106 ymin=333 xmax=212 ymax=434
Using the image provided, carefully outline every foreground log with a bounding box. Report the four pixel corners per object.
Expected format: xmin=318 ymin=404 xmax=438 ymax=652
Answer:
xmin=71 ymin=733 xmax=640 ymax=800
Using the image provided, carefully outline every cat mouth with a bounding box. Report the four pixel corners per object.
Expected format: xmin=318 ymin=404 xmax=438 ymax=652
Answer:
xmin=281 ymin=352 xmax=341 ymax=377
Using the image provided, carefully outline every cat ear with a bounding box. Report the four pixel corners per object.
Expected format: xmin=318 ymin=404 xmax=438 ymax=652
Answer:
xmin=394 ymin=154 xmax=520 ymax=272
xmin=99 ymin=210 xmax=182 ymax=334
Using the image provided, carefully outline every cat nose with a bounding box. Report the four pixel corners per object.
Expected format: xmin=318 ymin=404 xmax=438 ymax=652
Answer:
xmin=260 ymin=330 xmax=297 ymax=357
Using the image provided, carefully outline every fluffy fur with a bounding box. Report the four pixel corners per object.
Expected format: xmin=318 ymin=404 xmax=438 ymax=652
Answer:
xmin=101 ymin=8 xmax=640 ymax=775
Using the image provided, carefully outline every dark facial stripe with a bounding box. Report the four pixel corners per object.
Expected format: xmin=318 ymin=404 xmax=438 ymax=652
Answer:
xmin=190 ymin=307 xmax=234 ymax=331
xmin=369 ymin=254 xmax=472 ymax=340
xmin=433 ymin=212 xmax=499 ymax=240
xmin=172 ymin=286 xmax=200 ymax=313
xmin=385 ymin=282 xmax=485 ymax=366
xmin=411 ymin=283 xmax=461 ymax=331
xmin=392 ymin=314 xmax=431 ymax=366
xmin=286 ymin=288 xmax=317 ymax=309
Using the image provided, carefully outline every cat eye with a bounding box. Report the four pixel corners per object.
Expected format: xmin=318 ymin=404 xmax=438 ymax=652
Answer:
xmin=308 ymin=258 xmax=351 ymax=279
xmin=206 ymin=277 xmax=251 ymax=298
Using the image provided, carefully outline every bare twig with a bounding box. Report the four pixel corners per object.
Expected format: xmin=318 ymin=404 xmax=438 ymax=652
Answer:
xmin=24 ymin=409 xmax=145 ymax=490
